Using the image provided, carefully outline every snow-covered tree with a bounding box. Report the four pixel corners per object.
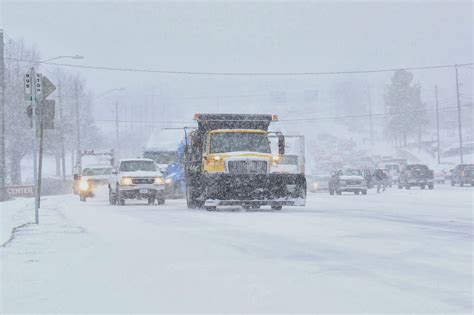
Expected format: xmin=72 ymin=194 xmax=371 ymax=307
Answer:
xmin=384 ymin=70 xmax=427 ymax=146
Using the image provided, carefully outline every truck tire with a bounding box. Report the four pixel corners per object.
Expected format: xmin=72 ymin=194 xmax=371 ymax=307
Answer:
xmin=157 ymin=198 xmax=165 ymax=205
xmin=405 ymin=185 xmax=411 ymax=190
xmin=271 ymin=205 xmax=282 ymax=210
xmin=354 ymin=190 xmax=360 ymax=195
xmin=362 ymin=189 xmax=367 ymax=195
xmin=205 ymin=206 xmax=217 ymax=211
xmin=428 ymin=184 xmax=434 ymax=190
xmin=147 ymin=198 xmax=155 ymax=205
xmin=80 ymin=194 xmax=86 ymax=202
xmin=329 ymin=188 xmax=334 ymax=195
xmin=336 ymin=190 xmax=342 ymax=195
xmin=117 ymin=188 xmax=125 ymax=205
xmin=186 ymin=183 xmax=203 ymax=209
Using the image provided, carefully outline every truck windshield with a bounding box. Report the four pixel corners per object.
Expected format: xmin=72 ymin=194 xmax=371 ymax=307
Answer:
xmin=120 ymin=161 xmax=156 ymax=172
xmin=340 ymin=169 xmax=362 ymax=176
xmin=82 ymin=168 xmax=112 ymax=176
xmin=210 ymin=132 xmax=270 ymax=154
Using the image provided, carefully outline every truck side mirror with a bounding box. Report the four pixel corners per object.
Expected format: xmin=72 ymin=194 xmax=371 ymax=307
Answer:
xmin=278 ymin=134 xmax=285 ymax=155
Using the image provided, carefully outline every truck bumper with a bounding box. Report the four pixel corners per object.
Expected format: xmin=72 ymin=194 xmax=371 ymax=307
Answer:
xmin=118 ymin=185 xmax=165 ymax=199
xmin=200 ymin=173 xmax=306 ymax=206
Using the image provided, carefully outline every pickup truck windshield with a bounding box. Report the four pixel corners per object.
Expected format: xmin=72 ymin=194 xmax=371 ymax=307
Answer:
xmin=210 ymin=132 xmax=271 ymax=154
xmin=82 ymin=167 xmax=112 ymax=176
xmin=340 ymin=169 xmax=362 ymax=176
xmin=120 ymin=161 xmax=156 ymax=172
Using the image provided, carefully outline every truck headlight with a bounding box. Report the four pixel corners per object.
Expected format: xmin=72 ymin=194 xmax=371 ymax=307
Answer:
xmin=213 ymin=155 xmax=222 ymax=161
xmin=121 ymin=177 xmax=133 ymax=186
xmin=155 ymin=177 xmax=165 ymax=185
xmin=79 ymin=180 xmax=89 ymax=191
xmin=272 ymin=155 xmax=281 ymax=162
xmin=165 ymin=178 xmax=172 ymax=184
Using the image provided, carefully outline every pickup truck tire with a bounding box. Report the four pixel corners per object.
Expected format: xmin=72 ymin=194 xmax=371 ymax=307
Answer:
xmin=329 ymin=188 xmax=334 ymax=195
xmin=271 ymin=205 xmax=282 ymax=210
xmin=354 ymin=190 xmax=360 ymax=195
xmin=405 ymin=185 xmax=411 ymax=190
xmin=205 ymin=206 xmax=217 ymax=211
xmin=157 ymin=198 xmax=165 ymax=205
xmin=117 ymin=188 xmax=125 ymax=206
xmin=80 ymin=194 xmax=86 ymax=202
xmin=428 ymin=184 xmax=434 ymax=190
xmin=421 ymin=185 xmax=426 ymax=190
xmin=147 ymin=198 xmax=155 ymax=205
xmin=336 ymin=190 xmax=342 ymax=195
xmin=362 ymin=189 xmax=367 ymax=195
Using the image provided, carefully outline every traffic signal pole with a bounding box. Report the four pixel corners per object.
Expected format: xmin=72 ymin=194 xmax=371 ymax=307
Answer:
xmin=30 ymin=67 xmax=39 ymax=224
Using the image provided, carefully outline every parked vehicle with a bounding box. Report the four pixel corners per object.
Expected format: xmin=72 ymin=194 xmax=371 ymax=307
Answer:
xmin=398 ymin=164 xmax=434 ymax=190
xmin=434 ymin=170 xmax=447 ymax=184
xmin=450 ymin=164 xmax=474 ymax=186
xmin=308 ymin=171 xmax=331 ymax=192
xmin=329 ymin=168 xmax=367 ymax=195
xmin=108 ymin=158 xmax=166 ymax=205
xmin=185 ymin=113 xmax=306 ymax=210
xmin=379 ymin=158 xmax=407 ymax=183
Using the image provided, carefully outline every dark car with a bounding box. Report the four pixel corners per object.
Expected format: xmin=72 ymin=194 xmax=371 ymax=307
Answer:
xmin=450 ymin=164 xmax=474 ymax=187
xmin=398 ymin=164 xmax=434 ymax=190
xmin=329 ymin=168 xmax=367 ymax=195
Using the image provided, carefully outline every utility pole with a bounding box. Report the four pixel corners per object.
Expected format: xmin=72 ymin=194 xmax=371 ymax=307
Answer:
xmin=367 ymin=85 xmax=374 ymax=145
xmin=115 ymin=100 xmax=119 ymax=161
xmin=0 ymin=30 xmax=6 ymax=201
xmin=435 ymin=85 xmax=441 ymax=164
xmin=74 ymin=79 xmax=81 ymax=173
xmin=455 ymin=65 xmax=463 ymax=164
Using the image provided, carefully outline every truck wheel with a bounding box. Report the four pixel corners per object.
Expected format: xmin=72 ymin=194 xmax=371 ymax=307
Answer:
xmin=271 ymin=205 xmax=282 ymax=210
xmin=405 ymin=185 xmax=411 ymax=190
xmin=80 ymin=194 xmax=86 ymax=202
xmin=362 ymin=190 xmax=367 ymax=195
xmin=205 ymin=206 xmax=217 ymax=211
xmin=336 ymin=190 xmax=342 ymax=195
xmin=118 ymin=198 xmax=125 ymax=206
xmin=117 ymin=189 xmax=125 ymax=205
xmin=186 ymin=183 xmax=203 ymax=209
xmin=354 ymin=190 xmax=360 ymax=195
xmin=157 ymin=198 xmax=165 ymax=205
xmin=329 ymin=188 xmax=334 ymax=195
xmin=421 ymin=185 xmax=426 ymax=190
xmin=428 ymin=184 xmax=434 ymax=190
xmin=147 ymin=198 xmax=155 ymax=205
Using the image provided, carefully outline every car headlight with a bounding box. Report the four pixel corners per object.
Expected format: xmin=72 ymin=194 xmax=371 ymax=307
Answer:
xmin=272 ymin=155 xmax=281 ymax=162
xmin=155 ymin=177 xmax=165 ymax=185
xmin=79 ymin=180 xmax=89 ymax=191
xmin=121 ymin=177 xmax=133 ymax=186
xmin=165 ymin=178 xmax=172 ymax=184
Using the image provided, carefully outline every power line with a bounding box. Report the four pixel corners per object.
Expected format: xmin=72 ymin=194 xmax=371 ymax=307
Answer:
xmin=5 ymin=57 xmax=474 ymax=76
xmin=94 ymin=104 xmax=472 ymax=125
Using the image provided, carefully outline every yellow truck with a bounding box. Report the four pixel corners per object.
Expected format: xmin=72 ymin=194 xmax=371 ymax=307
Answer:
xmin=185 ymin=113 xmax=306 ymax=210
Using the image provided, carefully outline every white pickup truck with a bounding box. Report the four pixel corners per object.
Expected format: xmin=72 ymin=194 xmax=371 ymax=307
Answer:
xmin=108 ymin=158 xmax=166 ymax=205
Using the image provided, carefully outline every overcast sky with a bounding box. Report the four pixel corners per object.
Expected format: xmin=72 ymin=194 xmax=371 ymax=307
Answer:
xmin=1 ymin=0 xmax=472 ymax=123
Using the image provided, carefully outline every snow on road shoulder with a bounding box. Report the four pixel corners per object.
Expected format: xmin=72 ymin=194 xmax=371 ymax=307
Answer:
xmin=1 ymin=197 xmax=36 ymax=246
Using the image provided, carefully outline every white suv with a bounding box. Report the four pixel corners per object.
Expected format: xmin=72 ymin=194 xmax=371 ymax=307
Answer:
xmin=109 ymin=159 xmax=166 ymax=205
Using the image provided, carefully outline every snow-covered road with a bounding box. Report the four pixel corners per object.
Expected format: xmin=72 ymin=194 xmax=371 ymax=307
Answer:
xmin=1 ymin=185 xmax=472 ymax=313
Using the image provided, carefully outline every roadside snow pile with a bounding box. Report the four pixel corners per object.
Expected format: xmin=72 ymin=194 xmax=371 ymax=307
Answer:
xmin=1 ymin=198 xmax=35 ymax=246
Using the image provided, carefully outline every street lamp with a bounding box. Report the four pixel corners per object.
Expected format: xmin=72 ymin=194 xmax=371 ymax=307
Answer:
xmin=41 ymin=55 xmax=84 ymax=63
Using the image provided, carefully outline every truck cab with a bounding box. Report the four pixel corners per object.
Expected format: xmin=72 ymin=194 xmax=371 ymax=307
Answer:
xmin=185 ymin=113 xmax=306 ymax=210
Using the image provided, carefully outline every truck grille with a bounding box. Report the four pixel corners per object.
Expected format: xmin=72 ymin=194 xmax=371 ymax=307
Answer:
xmin=132 ymin=178 xmax=154 ymax=184
xmin=227 ymin=160 xmax=268 ymax=174
xmin=346 ymin=180 xmax=361 ymax=185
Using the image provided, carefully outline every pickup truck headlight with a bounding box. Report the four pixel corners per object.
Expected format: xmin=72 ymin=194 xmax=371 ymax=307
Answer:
xmin=121 ymin=177 xmax=133 ymax=186
xmin=155 ymin=177 xmax=165 ymax=185
xmin=272 ymin=155 xmax=281 ymax=162
xmin=79 ymin=180 xmax=90 ymax=191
